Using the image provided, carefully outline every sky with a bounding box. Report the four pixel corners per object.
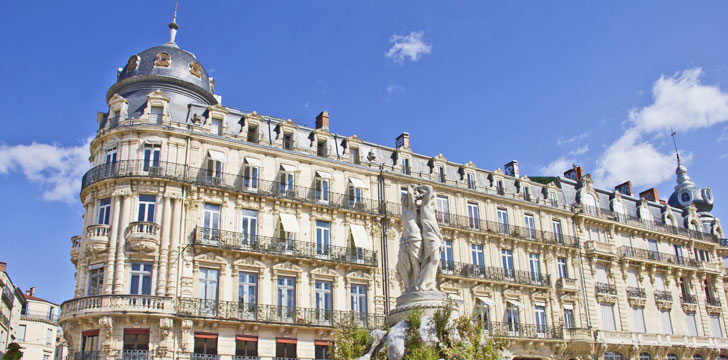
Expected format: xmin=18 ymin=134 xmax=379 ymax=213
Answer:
xmin=1 ymin=1 xmax=728 ymax=304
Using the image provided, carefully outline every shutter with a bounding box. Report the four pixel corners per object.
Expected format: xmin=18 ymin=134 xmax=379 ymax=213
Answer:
xmin=627 ymin=269 xmax=638 ymax=288
xmin=633 ymin=308 xmax=645 ymax=333
xmin=687 ymin=313 xmax=698 ymax=336
xmin=655 ymin=273 xmax=665 ymax=292
xmin=601 ymin=304 xmax=616 ymax=331
xmin=596 ymin=264 xmax=608 ymax=283
xmin=661 ymin=310 xmax=673 ymax=335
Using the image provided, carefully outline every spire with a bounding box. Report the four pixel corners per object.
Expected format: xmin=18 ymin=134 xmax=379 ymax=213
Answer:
xmin=671 ymin=129 xmax=694 ymax=190
xmin=167 ymin=0 xmax=179 ymax=45
xmin=671 ymin=127 xmax=681 ymax=166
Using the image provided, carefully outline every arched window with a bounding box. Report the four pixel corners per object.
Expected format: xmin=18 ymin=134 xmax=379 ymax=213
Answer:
xmin=604 ymin=352 xmax=624 ymax=360
xmin=667 ymin=354 xmax=678 ymax=360
xmin=693 ymin=355 xmax=704 ymax=360
xmin=613 ymin=202 xmax=626 ymax=222
xmin=639 ymin=353 xmax=652 ymax=360
xmin=154 ymin=52 xmax=171 ymax=67
xmin=582 ymin=194 xmax=597 ymax=215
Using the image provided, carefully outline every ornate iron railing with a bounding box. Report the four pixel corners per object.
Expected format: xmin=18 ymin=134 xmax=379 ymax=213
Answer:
xmin=439 ymin=262 xmax=550 ymax=287
xmin=626 ymin=286 xmax=646 ymax=299
xmin=74 ymin=352 xmax=99 ymax=360
xmin=707 ymin=297 xmax=721 ymax=307
xmin=190 ymin=354 xmax=220 ymax=360
xmin=485 ymin=321 xmax=563 ymax=339
xmin=118 ymin=350 xmax=151 ymax=360
xmin=595 ymin=282 xmax=617 ymax=295
xmin=619 ymin=246 xmax=698 ymax=267
xmin=681 ymin=294 xmax=697 ymax=304
xmin=176 ymin=298 xmax=385 ymax=329
xmin=233 ymin=357 xmax=260 ymax=360
xmin=654 ymin=290 xmax=672 ymax=302
xmin=193 ymin=227 xmax=377 ymax=267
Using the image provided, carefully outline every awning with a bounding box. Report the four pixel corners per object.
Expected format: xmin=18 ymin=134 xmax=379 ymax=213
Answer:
xmin=563 ymin=304 xmax=574 ymax=310
xmin=534 ymin=302 xmax=545 ymax=307
xmin=350 ymin=224 xmax=372 ymax=250
xmin=280 ymin=163 xmax=297 ymax=172
xmin=349 ymin=177 xmax=368 ymax=189
xmin=280 ymin=213 xmax=300 ymax=233
xmin=506 ymin=299 xmax=526 ymax=308
xmin=314 ymin=340 xmax=330 ymax=346
xmin=236 ymin=335 xmax=258 ymax=342
xmin=195 ymin=333 xmax=218 ymax=339
xmin=477 ymin=296 xmax=496 ymax=306
xmin=124 ymin=329 xmax=149 ymax=335
xmin=276 ymin=337 xmax=297 ymax=344
xmin=82 ymin=330 xmax=99 ymax=337
xmin=208 ymin=150 xmax=226 ymax=162
xmin=316 ymin=170 xmax=332 ymax=179
xmin=245 ymin=157 xmax=262 ymax=167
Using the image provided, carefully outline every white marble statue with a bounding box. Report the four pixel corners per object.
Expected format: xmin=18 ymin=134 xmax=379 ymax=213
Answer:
xmin=396 ymin=184 xmax=443 ymax=293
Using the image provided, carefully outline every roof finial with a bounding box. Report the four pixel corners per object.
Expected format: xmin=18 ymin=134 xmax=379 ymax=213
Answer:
xmin=671 ymin=127 xmax=681 ymax=166
xmin=168 ymin=0 xmax=179 ymax=44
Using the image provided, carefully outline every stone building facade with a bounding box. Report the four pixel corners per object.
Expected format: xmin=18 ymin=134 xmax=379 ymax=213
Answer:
xmin=17 ymin=287 xmax=63 ymax=360
xmin=0 ymin=262 xmax=26 ymax=358
xmin=60 ymin=22 xmax=728 ymax=360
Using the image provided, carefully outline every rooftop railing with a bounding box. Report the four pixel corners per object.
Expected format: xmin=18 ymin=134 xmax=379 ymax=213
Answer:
xmin=439 ymin=262 xmax=550 ymax=287
xmin=619 ymin=246 xmax=698 ymax=267
xmin=193 ymin=227 xmax=377 ymax=267
xmin=20 ymin=310 xmax=60 ymax=322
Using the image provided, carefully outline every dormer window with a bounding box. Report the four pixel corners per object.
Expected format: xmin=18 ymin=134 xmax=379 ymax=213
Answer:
xmin=436 ymin=166 xmax=446 ymax=183
xmin=150 ymin=106 xmax=164 ymax=124
xmin=401 ymin=157 xmax=411 ymax=175
xmin=350 ymin=147 xmax=360 ymax=164
xmin=282 ymin=132 xmax=294 ymax=150
xmin=523 ymin=186 xmax=531 ymax=201
xmin=154 ymin=53 xmax=171 ymax=67
xmin=496 ymin=180 xmax=505 ymax=195
xmin=582 ymin=194 xmax=597 ymax=215
xmin=247 ymin=124 xmax=258 ymax=143
xmin=189 ymin=61 xmax=202 ymax=78
xmin=317 ymin=140 xmax=328 ymax=157
xmin=112 ymin=110 xmax=121 ymax=122
xmin=210 ymin=118 xmax=223 ymax=136
xmin=549 ymin=192 xmax=558 ymax=206
xmin=466 ymin=173 xmax=476 ymax=190
xmin=126 ymin=55 xmax=140 ymax=71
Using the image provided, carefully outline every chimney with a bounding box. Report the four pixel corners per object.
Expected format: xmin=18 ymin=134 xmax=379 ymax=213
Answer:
xmin=504 ymin=160 xmax=519 ymax=177
xmin=26 ymin=287 xmax=35 ymax=297
xmin=0 ymin=262 xmax=6 ymax=272
xmin=315 ymin=111 xmax=329 ymax=130
xmin=639 ymin=188 xmax=659 ymax=202
xmin=615 ymin=181 xmax=633 ymax=196
xmin=396 ymin=132 xmax=410 ymax=149
xmin=563 ymin=165 xmax=584 ymax=181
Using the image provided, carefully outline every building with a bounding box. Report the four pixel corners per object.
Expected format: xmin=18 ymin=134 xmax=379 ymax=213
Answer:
xmin=17 ymin=287 xmax=63 ymax=360
xmin=0 ymin=262 xmax=27 ymax=357
xmin=59 ymin=18 xmax=728 ymax=360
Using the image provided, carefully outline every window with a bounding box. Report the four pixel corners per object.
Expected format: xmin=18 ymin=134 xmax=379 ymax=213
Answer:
xmin=595 ymin=263 xmax=609 ymax=284
xmin=549 ymin=192 xmax=558 ymax=206
xmin=627 ymin=268 xmax=638 ymax=288
xmin=198 ymin=268 xmax=219 ymax=312
xmin=277 ymin=277 xmax=296 ymax=318
xmin=523 ymin=186 xmax=531 ymax=201
xmin=280 ymin=170 xmax=295 ymax=194
xmin=123 ymin=329 xmax=149 ymax=351
xmin=315 ymin=174 xmax=330 ymax=203
xmin=621 ymin=234 xmax=632 ymax=248
xmin=98 ymin=198 xmax=111 ymax=225
xmin=723 ymin=255 xmax=728 ymax=269
xmin=137 ymin=195 xmax=156 ymax=223
xmin=206 ymin=158 xmax=223 ymax=185
xmin=238 ymin=272 xmax=257 ymax=306
xmin=476 ymin=300 xmax=490 ymax=324
xmin=529 ymin=253 xmax=541 ymax=281
xmin=247 ymin=124 xmax=258 ymax=143
xmin=349 ymin=147 xmax=360 ymax=164
xmin=467 ymin=203 xmax=480 ymax=229
xmin=436 ymin=196 xmax=449 ymax=224
xmin=316 ymin=221 xmax=331 ymax=257
xmin=687 ymin=313 xmax=698 ymax=336
xmin=401 ymin=157 xmax=410 ymax=175
xmin=130 ymin=262 xmax=152 ymax=295
xmin=471 ymin=244 xmax=484 ymax=267
xmin=104 ymin=148 xmax=117 ymax=175
xmin=202 ymin=203 xmax=221 ymax=241
xmin=524 ymin=214 xmax=536 ymax=240
xmin=315 ymin=281 xmax=333 ymax=322
xmin=552 ymin=220 xmax=563 ymax=242
xmin=604 ymin=353 xmax=624 ymax=360
xmin=557 ymin=258 xmax=568 ymax=279
xmin=614 ymin=202 xmax=626 ymax=222
xmin=317 ymin=139 xmax=328 ymax=157
xmin=282 ymin=132 xmax=294 ymax=150
xmin=506 ymin=303 xmax=519 ymax=331
xmin=348 ymin=182 xmax=363 ymax=208
xmin=501 ymin=249 xmax=514 ymax=277
xmin=276 ymin=339 xmax=297 ymax=359
xmin=236 ymin=337 xmax=258 ymax=358
xmin=17 ymin=325 xmax=25 ymax=341
xmin=633 ymin=307 xmax=645 ymax=333
xmin=194 ymin=334 xmax=218 ymax=355
xmin=534 ymin=305 xmax=547 ymax=334
xmin=563 ymin=308 xmax=574 ymax=329
xmin=436 ymin=165 xmax=446 ymax=182
xmin=210 ymin=118 xmax=223 ymax=135
xmin=587 ymin=226 xmax=608 ymax=243
xmin=496 ymin=180 xmax=505 ymax=195
xmin=315 ymin=343 xmax=330 ymax=360
xmin=497 ymin=208 xmax=509 ymax=234
xmin=695 ymin=248 xmax=710 ymax=262
xmin=43 ymin=355 xmax=50 ymax=360
xmin=441 ymin=240 xmax=453 ymax=270
xmin=582 ymin=194 xmax=597 ymax=215
xmin=82 ymin=332 xmax=99 ymax=354
xmin=601 ymin=303 xmax=616 ymax=331
xmin=150 ymin=106 xmax=164 ymax=123
xmin=466 ymin=173 xmax=476 ymax=189
xmin=351 ymin=284 xmax=367 ymax=315
xmin=87 ymin=265 xmax=104 ymax=296
xmin=243 ymin=163 xmax=259 ymax=192
xmin=648 ymin=239 xmax=659 ymax=260
xmin=240 ymin=209 xmax=258 ymax=245
xmin=711 ymin=315 xmax=723 ymax=337
xmin=142 ymin=144 xmax=160 ymax=172
xmin=639 ymin=353 xmax=652 ymax=360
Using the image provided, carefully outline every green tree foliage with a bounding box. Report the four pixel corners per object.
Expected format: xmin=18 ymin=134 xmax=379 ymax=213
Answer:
xmin=330 ymin=315 xmax=371 ymax=360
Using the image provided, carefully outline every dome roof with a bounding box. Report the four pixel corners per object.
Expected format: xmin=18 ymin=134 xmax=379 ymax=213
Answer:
xmin=116 ymin=42 xmax=213 ymax=94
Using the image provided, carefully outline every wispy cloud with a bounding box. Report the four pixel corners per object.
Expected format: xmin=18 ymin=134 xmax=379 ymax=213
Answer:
xmin=568 ymin=144 xmax=589 ymax=156
xmin=594 ymin=68 xmax=728 ymax=188
xmin=538 ymin=156 xmax=575 ymax=176
xmin=385 ymin=31 xmax=432 ymax=64
xmin=556 ymin=131 xmax=590 ymax=146
xmin=386 ymin=82 xmax=406 ymax=95
xmin=721 ymin=153 xmax=728 ymax=159
xmin=0 ymin=138 xmax=91 ymax=203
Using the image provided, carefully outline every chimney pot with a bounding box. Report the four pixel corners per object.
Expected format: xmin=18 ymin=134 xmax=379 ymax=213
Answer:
xmin=396 ymin=132 xmax=410 ymax=149
xmin=505 ymin=160 xmax=520 ymax=177
xmin=315 ymin=111 xmax=329 ymax=130
xmin=0 ymin=262 xmax=6 ymax=272
xmin=29 ymin=287 xmax=35 ymax=296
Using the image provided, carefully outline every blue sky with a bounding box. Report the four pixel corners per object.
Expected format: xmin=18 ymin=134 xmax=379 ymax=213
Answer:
xmin=1 ymin=1 xmax=728 ymax=304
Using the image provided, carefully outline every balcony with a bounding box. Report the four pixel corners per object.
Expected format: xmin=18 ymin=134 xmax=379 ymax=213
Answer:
xmin=176 ymin=298 xmax=385 ymax=330
xmin=584 ymin=240 xmax=615 ymax=256
xmin=86 ymin=225 xmax=111 ymax=255
xmin=20 ymin=309 xmax=60 ymax=323
xmin=595 ymin=282 xmax=617 ymax=295
xmin=70 ymin=235 xmax=82 ymax=262
xmin=193 ymin=227 xmax=377 ymax=267
xmin=61 ymin=295 xmax=175 ymax=319
xmin=74 ymin=352 xmax=99 ymax=360
xmin=626 ymin=286 xmax=646 ymax=306
xmin=563 ymin=327 xmax=593 ymax=342
xmin=556 ymin=277 xmax=578 ymax=292
xmin=698 ymin=261 xmax=722 ymax=273
xmin=439 ymin=262 xmax=550 ymax=287
xmin=117 ymin=350 xmax=151 ymax=360
xmin=233 ymin=357 xmax=260 ymax=360
xmin=484 ymin=321 xmax=563 ymax=339
xmin=619 ymin=246 xmax=698 ymax=267
xmin=0 ymin=311 xmax=9 ymax=328
xmin=126 ymin=222 xmax=160 ymax=253
xmin=190 ymin=355 xmax=220 ymax=360
xmin=654 ymin=290 xmax=672 ymax=302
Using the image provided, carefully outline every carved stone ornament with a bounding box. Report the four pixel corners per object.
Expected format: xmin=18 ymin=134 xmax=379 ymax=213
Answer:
xmin=126 ymin=55 xmax=140 ymax=71
xmin=189 ymin=61 xmax=202 ymax=78
xmin=99 ymin=316 xmax=113 ymax=351
xmin=155 ymin=52 xmax=171 ymax=67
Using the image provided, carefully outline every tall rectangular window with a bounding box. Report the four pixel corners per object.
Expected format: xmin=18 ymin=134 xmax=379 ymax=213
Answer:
xmin=552 ymin=220 xmax=563 ymax=242
xmin=236 ymin=338 xmax=258 ymax=358
xmin=87 ymin=265 xmax=104 ymax=296
xmin=206 ymin=158 xmax=223 ymax=184
xmin=241 ymin=209 xmax=258 ymax=245
xmin=529 ymin=253 xmax=541 ymax=281
xmin=17 ymin=325 xmax=26 ymax=341
xmin=437 ymin=166 xmax=446 ymax=182
xmin=104 ymin=148 xmax=117 ymax=176
xmin=202 ymin=203 xmax=221 ymax=242
xmin=238 ymin=272 xmax=258 ymax=306
xmin=496 ymin=180 xmax=505 ymax=195
xmin=150 ymin=106 xmax=164 ymax=123
xmin=633 ymin=307 xmax=645 ymax=333
xmin=436 ymin=196 xmax=450 ymax=224
xmin=711 ymin=315 xmax=723 ymax=338
xmin=142 ymin=144 xmax=160 ymax=172
xmin=194 ymin=334 xmax=218 ymax=355
xmin=277 ymin=277 xmax=296 ymax=319
xmin=137 ymin=195 xmax=156 ymax=223
xmin=501 ymin=249 xmax=514 ymax=277
xmin=627 ymin=268 xmax=638 ymax=288
xmin=46 ymin=328 xmax=53 ymax=345
xmin=123 ymin=329 xmax=150 ymax=351
xmin=351 ymin=284 xmax=367 ymax=314
xmin=317 ymin=140 xmax=328 ymax=157
xmin=316 ymin=221 xmax=331 ymax=257
xmin=247 ymin=124 xmax=258 ymax=143
xmin=467 ymin=173 xmax=476 ymax=189
xmin=497 ymin=209 xmax=509 ymax=234
xmin=687 ymin=313 xmax=698 ymax=336
xmin=507 ymin=304 xmax=519 ymax=331
xmin=401 ymin=157 xmax=410 ymax=175
xmin=276 ymin=340 xmax=296 ymax=359
xmin=534 ymin=305 xmax=546 ymax=334
xmin=563 ymin=308 xmax=574 ymax=329
xmin=600 ymin=303 xmax=616 ymax=331
xmin=98 ymin=198 xmax=111 ymax=225
xmin=282 ymin=132 xmax=294 ymax=150
xmin=198 ymin=268 xmax=219 ymax=301
xmin=349 ymin=147 xmax=360 ymax=164
xmin=661 ymin=310 xmax=673 ymax=335
xmin=210 ymin=118 xmax=222 ymax=135
xmin=557 ymin=258 xmax=568 ymax=278
xmin=471 ymin=244 xmax=484 ymax=267
xmin=595 ymin=263 xmax=609 ymax=284
xmin=130 ymin=262 xmax=152 ymax=295
xmin=280 ymin=171 xmax=295 ymax=194
xmin=348 ymin=183 xmax=363 ymax=208
xmin=523 ymin=186 xmax=531 ymax=201
xmin=315 ymin=281 xmax=333 ymax=322
xmin=315 ymin=176 xmax=330 ymax=203
xmin=82 ymin=332 xmax=99 ymax=353
xmin=441 ymin=240 xmax=453 ymax=269
xmin=524 ymin=214 xmax=536 ymax=240
xmin=467 ymin=203 xmax=480 ymax=229
xmin=549 ymin=192 xmax=557 ymax=206
xmin=243 ymin=163 xmax=259 ymax=192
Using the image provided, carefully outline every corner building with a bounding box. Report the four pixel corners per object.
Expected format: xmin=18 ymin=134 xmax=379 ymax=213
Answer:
xmin=61 ymin=25 xmax=728 ymax=360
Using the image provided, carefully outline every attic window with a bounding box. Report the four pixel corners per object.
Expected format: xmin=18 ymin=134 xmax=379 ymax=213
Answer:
xmin=282 ymin=132 xmax=294 ymax=150
xmin=189 ymin=61 xmax=202 ymax=78
xmin=155 ymin=53 xmax=171 ymax=67
xmin=317 ymin=140 xmax=328 ymax=157
xmin=126 ymin=55 xmax=140 ymax=71
xmin=247 ymin=124 xmax=258 ymax=143
xmin=350 ymin=146 xmax=360 ymax=164
xmin=436 ymin=166 xmax=446 ymax=183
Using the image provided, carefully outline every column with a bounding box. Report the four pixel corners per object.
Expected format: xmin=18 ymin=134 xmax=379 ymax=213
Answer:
xmin=166 ymin=198 xmax=182 ymax=297
xmin=113 ymin=193 xmax=132 ymax=294
xmin=103 ymin=194 xmax=123 ymax=295
xmin=156 ymin=195 xmax=173 ymax=296
xmin=76 ymin=202 xmax=92 ymax=297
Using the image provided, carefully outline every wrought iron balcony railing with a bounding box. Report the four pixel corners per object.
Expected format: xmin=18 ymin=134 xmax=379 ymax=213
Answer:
xmin=707 ymin=297 xmax=721 ymax=307
xmin=74 ymin=352 xmax=99 ymax=360
xmin=681 ymin=294 xmax=697 ymax=304
xmin=619 ymin=246 xmax=698 ymax=267
xmin=176 ymin=298 xmax=385 ymax=329
xmin=118 ymin=350 xmax=151 ymax=360
xmin=190 ymin=354 xmax=220 ymax=360
xmin=654 ymin=290 xmax=672 ymax=302
xmin=193 ymin=227 xmax=377 ymax=267
xmin=233 ymin=357 xmax=260 ymax=360
xmin=626 ymin=286 xmax=646 ymax=299
xmin=439 ymin=262 xmax=550 ymax=287
xmin=484 ymin=321 xmax=563 ymax=339
xmin=595 ymin=282 xmax=617 ymax=295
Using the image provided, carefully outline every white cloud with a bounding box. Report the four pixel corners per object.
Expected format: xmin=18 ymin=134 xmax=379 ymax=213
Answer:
xmin=721 ymin=153 xmax=728 ymax=159
xmin=594 ymin=68 xmax=727 ymax=189
xmin=568 ymin=144 xmax=589 ymax=156
xmin=386 ymin=83 xmax=406 ymax=95
xmin=538 ymin=156 xmax=575 ymax=176
xmin=0 ymin=138 xmax=91 ymax=203
xmin=385 ymin=31 xmax=432 ymax=64
xmin=557 ymin=131 xmax=590 ymax=146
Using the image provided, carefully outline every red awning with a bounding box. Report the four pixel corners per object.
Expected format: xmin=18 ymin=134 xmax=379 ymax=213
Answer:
xmin=195 ymin=333 xmax=218 ymax=339
xmin=82 ymin=330 xmax=99 ymax=337
xmin=124 ymin=328 xmax=149 ymax=335
xmin=276 ymin=337 xmax=297 ymax=344
xmin=236 ymin=335 xmax=258 ymax=342
xmin=314 ymin=340 xmax=330 ymax=346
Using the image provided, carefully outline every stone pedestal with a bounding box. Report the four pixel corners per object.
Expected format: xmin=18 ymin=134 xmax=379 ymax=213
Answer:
xmin=388 ymin=290 xmax=448 ymax=325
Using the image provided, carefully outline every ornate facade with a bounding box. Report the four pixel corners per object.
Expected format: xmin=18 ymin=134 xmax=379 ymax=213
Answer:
xmin=60 ymin=21 xmax=728 ymax=360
